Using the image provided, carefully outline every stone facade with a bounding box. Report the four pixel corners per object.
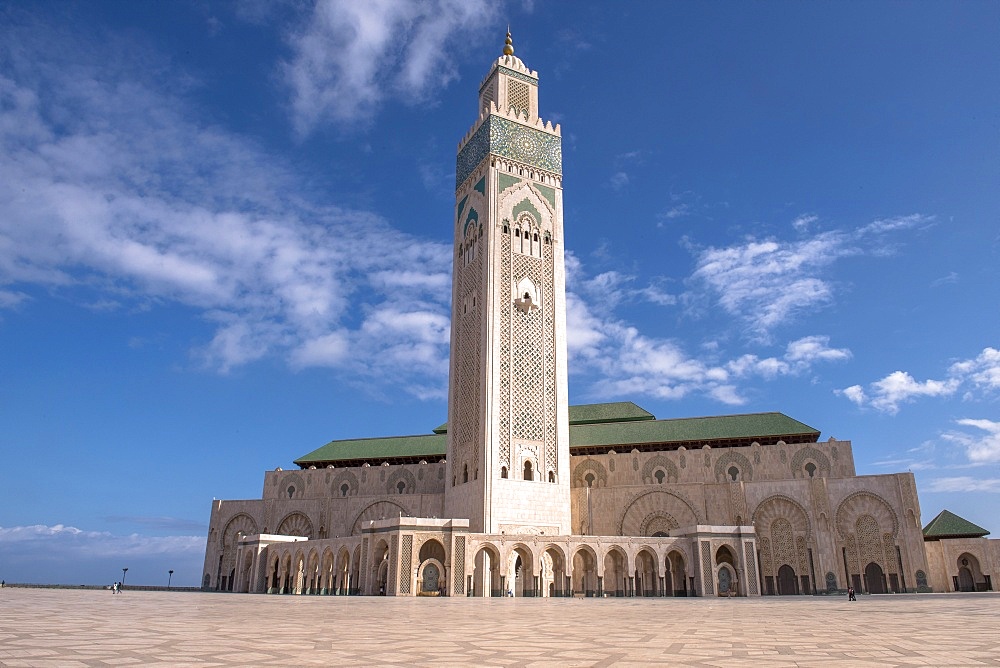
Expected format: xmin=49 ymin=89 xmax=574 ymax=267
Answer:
xmin=203 ymin=33 xmax=997 ymax=599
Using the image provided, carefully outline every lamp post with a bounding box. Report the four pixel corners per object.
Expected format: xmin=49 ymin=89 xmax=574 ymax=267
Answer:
xmin=122 ymin=567 xmax=128 ymax=590
xmin=168 ymin=570 xmax=174 ymax=589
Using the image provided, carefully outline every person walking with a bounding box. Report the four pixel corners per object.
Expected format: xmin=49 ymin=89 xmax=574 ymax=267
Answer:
xmin=847 ymin=586 xmax=856 ymax=601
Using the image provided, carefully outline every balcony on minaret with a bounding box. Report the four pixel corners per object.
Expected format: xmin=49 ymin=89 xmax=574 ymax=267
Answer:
xmin=514 ymin=292 xmax=539 ymax=313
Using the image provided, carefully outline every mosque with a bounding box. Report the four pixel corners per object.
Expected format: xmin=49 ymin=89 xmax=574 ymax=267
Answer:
xmin=202 ymin=33 xmax=998 ymax=598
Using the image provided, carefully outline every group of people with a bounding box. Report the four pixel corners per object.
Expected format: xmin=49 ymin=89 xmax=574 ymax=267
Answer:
xmin=110 ymin=582 xmax=124 ymax=594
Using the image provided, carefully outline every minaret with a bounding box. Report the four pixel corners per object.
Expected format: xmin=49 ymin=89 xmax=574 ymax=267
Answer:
xmin=445 ymin=32 xmax=571 ymax=534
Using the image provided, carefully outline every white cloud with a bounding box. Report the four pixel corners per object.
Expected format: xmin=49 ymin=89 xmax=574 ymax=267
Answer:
xmin=840 ymin=347 xmax=999 ymax=414
xmin=609 ymin=171 xmax=629 ymax=191
xmin=0 ymin=21 xmax=453 ymax=396
xmin=949 ymin=347 xmax=1000 ymax=391
xmin=943 ymin=418 xmax=1000 ymax=464
xmin=689 ymin=214 xmax=932 ymax=340
xmin=925 ymin=477 xmax=1000 ymax=493
xmin=282 ymin=0 xmax=498 ymax=133
xmin=839 ymin=384 xmax=867 ymax=406
xmin=0 ymin=524 xmax=203 ymax=558
xmin=785 ymin=335 xmax=851 ymax=364
xmin=792 ymin=214 xmax=817 ymax=232
xmin=567 ymin=257 xmax=850 ymax=404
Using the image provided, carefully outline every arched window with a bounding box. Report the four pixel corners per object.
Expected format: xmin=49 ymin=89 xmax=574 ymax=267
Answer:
xmin=654 ymin=470 xmax=665 ymax=484
xmin=501 ymin=466 xmax=508 ymax=479
xmin=463 ymin=464 xmax=469 ymax=483
xmin=340 ymin=483 xmax=349 ymax=497
xmin=287 ymin=486 xmax=295 ymax=499
xmin=396 ymin=481 xmax=406 ymax=494
xmin=585 ymin=472 xmax=595 ymax=488
xmin=523 ymin=461 xmax=534 ymax=481
xmin=805 ymin=462 xmax=817 ymax=478
xmin=548 ymin=470 xmax=555 ymax=483
xmin=728 ymin=466 xmax=739 ymax=481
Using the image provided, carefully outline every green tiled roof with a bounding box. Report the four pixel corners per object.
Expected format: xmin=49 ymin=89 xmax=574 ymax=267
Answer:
xmin=294 ymin=407 xmax=819 ymax=467
xmin=922 ymin=509 xmax=989 ymax=540
xmin=295 ymin=434 xmax=446 ymax=467
xmin=569 ymin=412 xmax=818 ymax=449
xmin=431 ymin=402 xmax=655 ymax=435
xmin=568 ymin=402 xmax=655 ymax=425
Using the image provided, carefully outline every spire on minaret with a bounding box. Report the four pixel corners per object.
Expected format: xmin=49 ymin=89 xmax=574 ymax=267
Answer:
xmin=503 ymin=28 xmax=514 ymax=56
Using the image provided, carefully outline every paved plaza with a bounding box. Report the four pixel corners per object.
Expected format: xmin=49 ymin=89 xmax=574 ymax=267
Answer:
xmin=1 ymin=589 xmax=998 ymax=667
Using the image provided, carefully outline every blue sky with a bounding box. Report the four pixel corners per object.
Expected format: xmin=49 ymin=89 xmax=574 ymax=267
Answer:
xmin=1 ymin=1 xmax=998 ymax=587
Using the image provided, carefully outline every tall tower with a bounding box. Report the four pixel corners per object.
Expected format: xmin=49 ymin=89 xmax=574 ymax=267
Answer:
xmin=445 ymin=32 xmax=571 ymax=534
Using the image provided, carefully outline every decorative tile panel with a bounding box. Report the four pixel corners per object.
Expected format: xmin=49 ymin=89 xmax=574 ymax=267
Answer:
xmin=453 ymin=536 xmax=466 ymax=595
xmin=744 ymin=542 xmax=759 ymax=595
xmin=457 ymin=116 xmax=562 ymax=188
xmin=399 ymin=535 xmax=412 ymax=594
xmin=701 ymin=541 xmax=714 ymax=595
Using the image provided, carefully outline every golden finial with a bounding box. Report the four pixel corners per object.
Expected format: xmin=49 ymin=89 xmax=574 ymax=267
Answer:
xmin=503 ymin=27 xmax=514 ymax=56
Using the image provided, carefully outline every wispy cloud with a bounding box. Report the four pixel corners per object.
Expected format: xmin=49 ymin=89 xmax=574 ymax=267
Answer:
xmin=0 ymin=524 xmax=203 ymax=557
xmin=942 ymin=418 xmax=1000 ymax=464
xmin=0 ymin=523 xmax=205 ymax=585
xmin=609 ymin=171 xmax=630 ymax=191
xmin=925 ymin=477 xmax=1000 ymax=493
xmin=839 ymin=347 xmax=1000 ymax=414
xmin=0 ymin=19 xmax=452 ymax=397
xmin=689 ymin=214 xmax=932 ymax=340
xmin=566 ymin=255 xmax=851 ymax=404
xmin=282 ymin=0 xmax=498 ymax=134
xmin=105 ymin=516 xmax=208 ymax=532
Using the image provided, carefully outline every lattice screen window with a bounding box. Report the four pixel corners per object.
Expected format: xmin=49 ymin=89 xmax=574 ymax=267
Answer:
xmin=507 ymin=79 xmax=530 ymax=116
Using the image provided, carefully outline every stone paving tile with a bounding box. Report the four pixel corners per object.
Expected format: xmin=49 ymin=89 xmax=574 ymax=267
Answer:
xmin=1 ymin=589 xmax=999 ymax=666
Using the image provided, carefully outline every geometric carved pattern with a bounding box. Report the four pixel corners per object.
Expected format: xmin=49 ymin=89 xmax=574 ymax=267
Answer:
xmin=498 ymin=231 xmax=512 ymax=468
xmin=331 ymin=470 xmax=359 ymax=497
xmin=399 ymin=535 xmax=413 ymax=594
xmin=351 ymin=501 xmax=407 ymax=535
xmin=713 ymin=450 xmax=754 ymax=482
xmin=453 ymin=536 xmax=466 ymax=595
xmin=276 ymin=512 xmax=312 ymax=538
xmin=701 ymin=541 xmax=714 ymax=595
xmin=507 ymin=79 xmax=529 ymax=116
xmin=543 ymin=241 xmax=557 ymax=475
xmin=771 ymin=518 xmax=796 ymax=570
xmin=640 ymin=455 xmax=679 ymax=484
xmin=386 ymin=468 xmax=417 ymax=495
xmin=220 ymin=513 xmax=258 ymax=584
xmin=744 ymin=542 xmax=759 ymax=595
xmin=618 ymin=490 xmax=699 ymax=536
xmin=856 ymin=514 xmax=882 ymax=567
xmin=835 ymin=491 xmax=899 ymax=540
xmin=572 ymin=458 xmax=608 ymax=488
xmin=759 ymin=537 xmax=773 ymax=573
xmin=453 ymin=221 xmax=483 ymax=482
xmin=752 ymin=495 xmax=812 ymax=537
xmin=790 ymin=446 xmax=832 ymax=477
xmin=639 ymin=512 xmax=678 ymax=537
xmin=511 ymin=251 xmax=545 ymax=443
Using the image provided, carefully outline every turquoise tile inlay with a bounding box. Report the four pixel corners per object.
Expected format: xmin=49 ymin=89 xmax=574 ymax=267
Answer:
xmin=456 ymin=195 xmax=468 ymax=226
xmin=498 ymin=173 xmax=521 ymax=194
xmin=474 ymin=176 xmax=486 ymax=194
xmin=512 ymin=198 xmax=541 ymax=224
xmin=456 ymin=116 xmax=562 ymax=188
xmin=534 ymin=183 xmax=556 ymax=209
